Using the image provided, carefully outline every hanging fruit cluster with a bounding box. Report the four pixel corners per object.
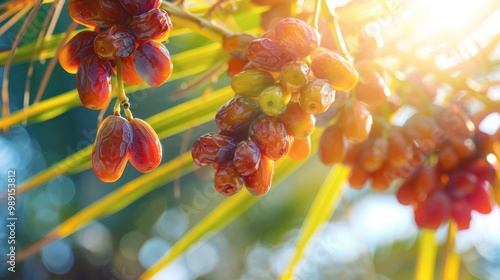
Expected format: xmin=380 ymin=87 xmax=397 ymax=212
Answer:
xmin=192 ymin=18 xmax=359 ymax=196
xmin=59 ymin=0 xmax=173 ymax=109
xmin=314 ymin=41 xmax=499 ymax=231
xmin=193 ymin=3 xmax=500 ymax=232
xmin=59 ymin=0 xmax=174 ymax=182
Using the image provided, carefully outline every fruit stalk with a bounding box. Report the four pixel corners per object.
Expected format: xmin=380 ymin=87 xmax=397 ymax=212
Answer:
xmin=114 ymin=58 xmax=133 ymax=120
xmin=321 ymin=1 xmax=351 ymax=61
xmin=160 ymin=1 xmax=235 ymax=44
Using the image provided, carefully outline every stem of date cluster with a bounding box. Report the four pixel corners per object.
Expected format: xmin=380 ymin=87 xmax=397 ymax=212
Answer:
xmin=161 ymin=2 xmax=235 ymax=45
xmin=321 ymin=1 xmax=351 ymax=62
xmin=311 ymin=0 xmax=322 ymax=30
xmin=114 ymin=58 xmax=133 ymax=120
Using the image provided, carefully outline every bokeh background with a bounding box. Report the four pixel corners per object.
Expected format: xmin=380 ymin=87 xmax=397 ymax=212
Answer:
xmin=1 ymin=0 xmax=500 ymax=279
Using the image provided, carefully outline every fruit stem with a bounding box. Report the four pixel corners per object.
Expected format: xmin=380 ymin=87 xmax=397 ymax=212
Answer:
xmin=161 ymin=2 xmax=235 ymax=44
xmin=321 ymin=1 xmax=351 ymax=61
xmin=115 ymin=58 xmax=133 ymax=120
xmin=312 ymin=0 xmax=322 ymax=30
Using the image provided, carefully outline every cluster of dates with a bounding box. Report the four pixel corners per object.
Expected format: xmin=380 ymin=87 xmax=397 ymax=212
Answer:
xmin=91 ymin=114 xmax=162 ymax=182
xmin=317 ymin=70 xmax=498 ymax=230
xmin=192 ymin=18 xmax=359 ymax=196
xmin=58 ymin=0 xmax=173 ymax=182
xmin=59 ymin=0 xmax=173 ymax=110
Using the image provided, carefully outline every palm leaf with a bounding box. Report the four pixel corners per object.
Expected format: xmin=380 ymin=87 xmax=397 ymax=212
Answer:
xmin=138 ymin=129 xmax=324 ymax=279
xmin=11 ymin=86 xmax=233 ymax=196
xmin=280 ymin=164 xmax=350 ymax=279
xmin=415 ymin=230 xmax=437 ymax=280
xmin=18 ymin=152 xmax=194 ymax=262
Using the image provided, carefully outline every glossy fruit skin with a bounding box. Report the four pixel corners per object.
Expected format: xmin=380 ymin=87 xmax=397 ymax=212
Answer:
xmin=249 ymin=115 xmax=291 ymax=160
xmin=215 ymin=97 xmax=260 ymax=133
xmin=133 ymin=41 xmax=173 ymax=87
xmin=233 ymin=140 xmax=261 ymax=176
xmin=341 ymin=100 xmax=372 ymax=143
xmin=311 ymin=51 xmax=358 ymax=91
xmin=129 ymin=118 xmax=162 ymax=173
xmin=231 ymin=70 xmax=276 ymax=98
xmin=288 ymin=136 xmax=311 ymax=161
xmin=91 ymin=115 xmax=133 ymax=182
xmin=227 ymin=57 xmax=249 ymax=77
xmin=319 ymin=124 xmax=347 ymax=165
xmin=120 ymin=54 xmax=143 ymax=84
xmin=76 ymin=54 xmax=113 ymax=110
xmin=94 ymin=25 xmax=136 ymax=60
xmin=118 ymin=0 xmax=162 ymax=16
xmin=353 ymin=68 xmax=389 ymax=106
xmin=59 ymin=31 xmax=97 ymax=74
xmin=403 ymin=113 xmax=445 ymax=154
xmin=434 ymin=105 xmax=475 ymax=144
xmin=414 ymin=191 xmax=451 ymax=230
xmin=258 ymin=85 xmax=291 ymax=116
xmin=191 ymin=133 xmax=237 ymax=167
xmin=299 ymin=79 xmax=336 ymax=114
xmin=244 ymin=155 xmax=274 ymax=196
xmin=223 ymin=33 xmax=258 ymax=60
xmin=278 ymin=102 xmax=315 ymax=138
xmin=360 ymin=137 xmax=389 ymax=172
xmin=214 ymin=161 xmax=244 ymax=196
xmin=280 ymin=60 xmax=310 ymax=92
xmin=273 ymin=18 xmax=320 ymax=58
xmin=246 ymin=38 xmax=296 ymax=72
xmin=129 ymin=8 xmax=172 ymax=43
xmin=68 ymin=0 xmax=129 ymax=29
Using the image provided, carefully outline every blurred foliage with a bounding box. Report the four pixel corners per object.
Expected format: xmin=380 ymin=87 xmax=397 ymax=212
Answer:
xmin=0 ymin=0 xmax=499 ymax=280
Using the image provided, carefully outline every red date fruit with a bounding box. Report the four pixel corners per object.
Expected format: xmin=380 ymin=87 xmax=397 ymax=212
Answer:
xmin=134 ymin=41 xmax=173 ymax=87
xmin=278 ymin=102 xmax=315 ymax=138
xmin=223 ymin=33 xmax=258 ymax=60
xmin=299 ymin=79 xmax=336 ymax=114
xmin=59 ymin=31 xmax=97 ymax=74
xmin=91 ymin=115 xmax=133 ymax=182
xmin=319 ymin=124 xmax=347 ymax=165
xmin=354 ymin=68 xmax=389 ymax=106
xmin=451 ymin=199 xmax=472 ymax=230
xmin=244 ymin=155 xmax=274 ymax=196
xmin=288 ymin=136 xmax=311 ymax=161
xmin=121 ymin=54 xmax=143 ymax=85
xmin=68 ymin=0 xmax=129 ymax=29
xmin=341 ymin=100 xmax=372 ymax=143
xmin=227 ymin=57 xmax=249 ymax=77
xmin=403 ymin=113 xmax=445 ymax=154
xmin=434 ymin=105 xmax=475 ymax=144
xmin=94 ymin=25 xmax=135 ymax=60
xmin=129 ymin=8 xmax=173 ymax=43
xmin=76 ymin=54 xmax=113 ymax=110
xmin=273 ymin=18 xmax=320 ymax=58
xmin=215 ymin=96 xmax=260 ymax=133
xmin=249 ymin=115 xmax=291 ymax=160
xmin=414 ymin=191 xmax=451 ymax=230
xmin=467 ymin=181 xmax=494 ymax=214
xmin=246 ymin=38 xmax=296 ymax=72
xmin=233 ymin=140 xmax=261 ymax=176
xmin=214 ymin=161 xmax=244 ymax=196
xmin=119 ymin=0 xmax=161 ymax=16
xmin=191 ymin=133 xmax=237 ymax=167
xmin=348 ymin=164 xmax=369 ymax=189
xmin=311 ymin=51 xmax=358 ymax=91
xmin=360 ymin=137 xmax=389 ymax=172
xmin=129 ymin=118 xmax=162 ymax=173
